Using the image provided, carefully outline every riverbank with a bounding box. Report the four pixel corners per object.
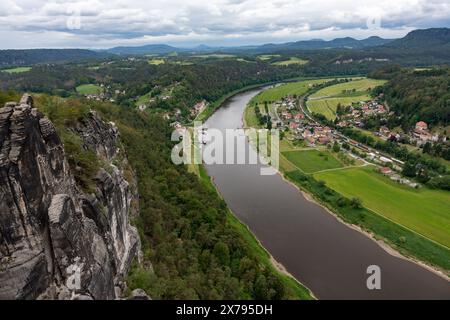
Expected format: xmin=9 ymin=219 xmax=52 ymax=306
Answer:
xmin=190 ymin=85 xmax=316 ymax=299
xmin=242 ymin=84 xmax=450 ymax=277
xmin=281 ymin=171 xmax=450 ymax=281
xmin=194 ymin=75 xmax=366 ymax=124
xmin=196 ymin=165 xmax=314 ymax=300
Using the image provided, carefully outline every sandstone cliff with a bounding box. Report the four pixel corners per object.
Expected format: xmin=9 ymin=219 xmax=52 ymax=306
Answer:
xmin=0 ymin=94 xmax=140 ymax=300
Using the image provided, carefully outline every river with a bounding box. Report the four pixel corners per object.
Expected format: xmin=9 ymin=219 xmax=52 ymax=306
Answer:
xmin=203 ymin=88 xmax=449 ymax=299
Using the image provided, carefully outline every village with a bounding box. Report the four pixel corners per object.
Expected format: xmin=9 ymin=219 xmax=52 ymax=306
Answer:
xmin=267 ymin=95 xmax=425 ymax=189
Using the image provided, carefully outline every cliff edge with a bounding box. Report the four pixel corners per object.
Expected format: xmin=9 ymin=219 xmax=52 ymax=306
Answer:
xmin=0 ymin=94 xmax=140 ymax=300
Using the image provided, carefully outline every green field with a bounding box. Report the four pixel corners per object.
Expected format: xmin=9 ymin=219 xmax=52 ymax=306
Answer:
xmin=307 ymin=96 xmax=370 ymax=120
xmin=76 ymin=84 xmax=102 ymax=95
xmin=273 ymin=57 xmax=308 ymax=66
xmin=236 ymin=58 xmax=254 ymax=63
xmin=306 ymin=78 xmax=385 ymax=120
xmin=1 ymin=67 xmax=32 ymax=74
xmin=148 ymin=59 xmax=165 ymax=65
xmin=309 ymin=78 xmax=386 ymax=99
xmin=171 ymin=61 xmax=194 ymax=66
xmin=136 ymin=92 xmax=153 ymax=106
xmin=282 ymin=149 xmax=343 ymax=173
xmin=252 ymin=79 xmax=335 ymax=104
xmin=257 ymin=54 xmax=281 ymax=61
xmin=314 ymin=167 xmax=450 ymax=248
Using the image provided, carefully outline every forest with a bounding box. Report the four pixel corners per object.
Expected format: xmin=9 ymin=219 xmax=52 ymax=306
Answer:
xmin=372 ymin=66 xmax=450 ymax=129
xmin=21 ymin=92 xmax=310 ymax=300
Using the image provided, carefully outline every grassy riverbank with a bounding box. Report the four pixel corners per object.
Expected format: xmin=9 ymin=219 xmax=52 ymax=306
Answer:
xmin=188 ymin=85 xmax=315 ymax=299
xmin=242 ymin=78 xmax=450 ymax=275
xmin=197 ymin=166 xmax=314 ymax=299
xmin=285 ymin=170 xmax=450 ymax=273
xmin=195 ymin=83 xmax=268 ymax=123
xmin=315 ymin=166 xmax=450 ymax=248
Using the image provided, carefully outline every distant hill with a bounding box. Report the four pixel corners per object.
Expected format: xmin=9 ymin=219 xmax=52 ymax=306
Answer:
xmin=257 ymin=36 xmax=393 ymax=51
xmin=0 ymin=49 xmax=107 ymax=66
xmin=105 ymin=36 xmax=394 ymax=56
xmin=383 ymin=28 xmax=450 ymax=49
xmin=366 ymin=28 xmax=450 ymax=65
xmin=107 ymin=44 xmax=185 ymax=55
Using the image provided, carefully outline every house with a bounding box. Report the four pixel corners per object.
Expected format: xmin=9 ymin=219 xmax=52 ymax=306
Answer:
xmin=305 ymin=136 xmax=315 ymax=146
xmin=415 ymin=121 xmax=428 ymax=131
xmin=379 ymin=126 xmax=390 ymax=136
xmin=376 ymin=104 xmax=386 ymax=113
xmin=290 ymin=122 xmax=299 ymax=130
xmin=282 ymin=112 xmax=292 ymax=120
xmin=191 ymin=101 xmax=206 ymax=117
xmin=294 ymin=113 xmax=304 ymax=121
xmin=318 ymin=136 xmax=331 ymax=145
xmin=337 ymin=121 xmax=349 ymax=128
xmin=323 ymin=126 xmax=332 ymax=135
xmin=379 ymin=167 xmax=392 ymax=175
xmin=379 ymin=156 xmax=393 ymax=165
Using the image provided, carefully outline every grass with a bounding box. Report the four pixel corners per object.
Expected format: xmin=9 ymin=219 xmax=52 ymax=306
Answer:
xmin=307 ymin=96 xmax=370 ymax=120
xmin=1 ymin=67 xmax=32 ymax=73
xmin=282 ymin=149 xmax=343 ymax=173
xmin=136 ymin=92 xmax=153 ymax=107
xmin=257 ymin=54 xmax=281 ymax=61
xmin=306 ymin=78 xmax=384 ymax=120
xmin=314 ymin=166 xmax=450 ymax=248
xmin=148 ymin=59 xmax=165 ymax=65
xmin=273 ymin=57 xmax=308 ymax=66
xmin=76 ymin=84 xmax=102 ymax=95
xmin=236 ymin=58 xmax=254 ymax=63
xmin=243 ymin=103 xmax=261 ymax=128
xmin=286 ymin=170 xmax=450 ymax=272
xmin=171 ymin=61 xmax=194 ymax=66
xmin=251 ymin=78 xmax=335 ymax=104
xmin=309 ymin=78 xmax=386 ymax=99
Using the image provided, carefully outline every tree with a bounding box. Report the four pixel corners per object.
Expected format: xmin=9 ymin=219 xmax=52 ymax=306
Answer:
xmin=254 ymin=274 xmax=268 ymax=299
xmin=350 ymin=197 xmax=363 ymax=209
xmin=213 ymin=242 xmax=230 ymax=266
xmin=422 ymin=141 xmax=432 ymax=154
xmin=402 ymin=160 xmax=417 ymax=177
xmin=417 ymin=166 xmax=430 ymax=183
xmin=332 ymin=141 xmax=341 ymax=153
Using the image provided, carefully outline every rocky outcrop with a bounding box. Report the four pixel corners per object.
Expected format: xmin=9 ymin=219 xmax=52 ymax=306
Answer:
xmin=0 ymin=95 xmax=140 ymax=300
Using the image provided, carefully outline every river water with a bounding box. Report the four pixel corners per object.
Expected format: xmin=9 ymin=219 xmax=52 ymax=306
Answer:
xmin=203 ymin=88 xmax=449 ymax=299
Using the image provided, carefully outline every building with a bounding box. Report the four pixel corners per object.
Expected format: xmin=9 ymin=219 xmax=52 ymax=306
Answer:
xmin=379 ymin=167 xmax=393 ymax=175
xmin=290 ymin=122 xmax=299 ymax=130
xmin=415 ymin=121 xmax=428 ymax=131
xmin=379 ymin=126 xmax=390 ymax=136
xmin=379 ymin=156 xmax=393 ymax=165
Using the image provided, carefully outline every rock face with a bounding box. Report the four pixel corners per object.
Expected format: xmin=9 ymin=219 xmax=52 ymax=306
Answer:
xmin=0 ymin=94 xmax=140 ymax=300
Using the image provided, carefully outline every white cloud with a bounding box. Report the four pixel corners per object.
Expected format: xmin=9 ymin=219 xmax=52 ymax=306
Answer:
xmin=0 ymin=0 xmax=448 ymax=48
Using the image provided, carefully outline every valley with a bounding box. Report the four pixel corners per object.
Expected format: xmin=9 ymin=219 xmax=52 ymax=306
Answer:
xmin=0 ymin=24 xmax=449 ymax=302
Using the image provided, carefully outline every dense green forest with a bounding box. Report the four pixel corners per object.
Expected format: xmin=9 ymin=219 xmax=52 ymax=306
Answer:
xmin=372 ymin=66 xmax=450 ymax=129
xmin=0 ymin=49 xmax=108 ymax=66
xmin=25 ymin=93 xmax=310 ymax=300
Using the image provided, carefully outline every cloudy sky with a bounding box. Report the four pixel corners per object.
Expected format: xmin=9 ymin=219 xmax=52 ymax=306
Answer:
xmin=0 ymin=0 xmax=449 ymax=49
